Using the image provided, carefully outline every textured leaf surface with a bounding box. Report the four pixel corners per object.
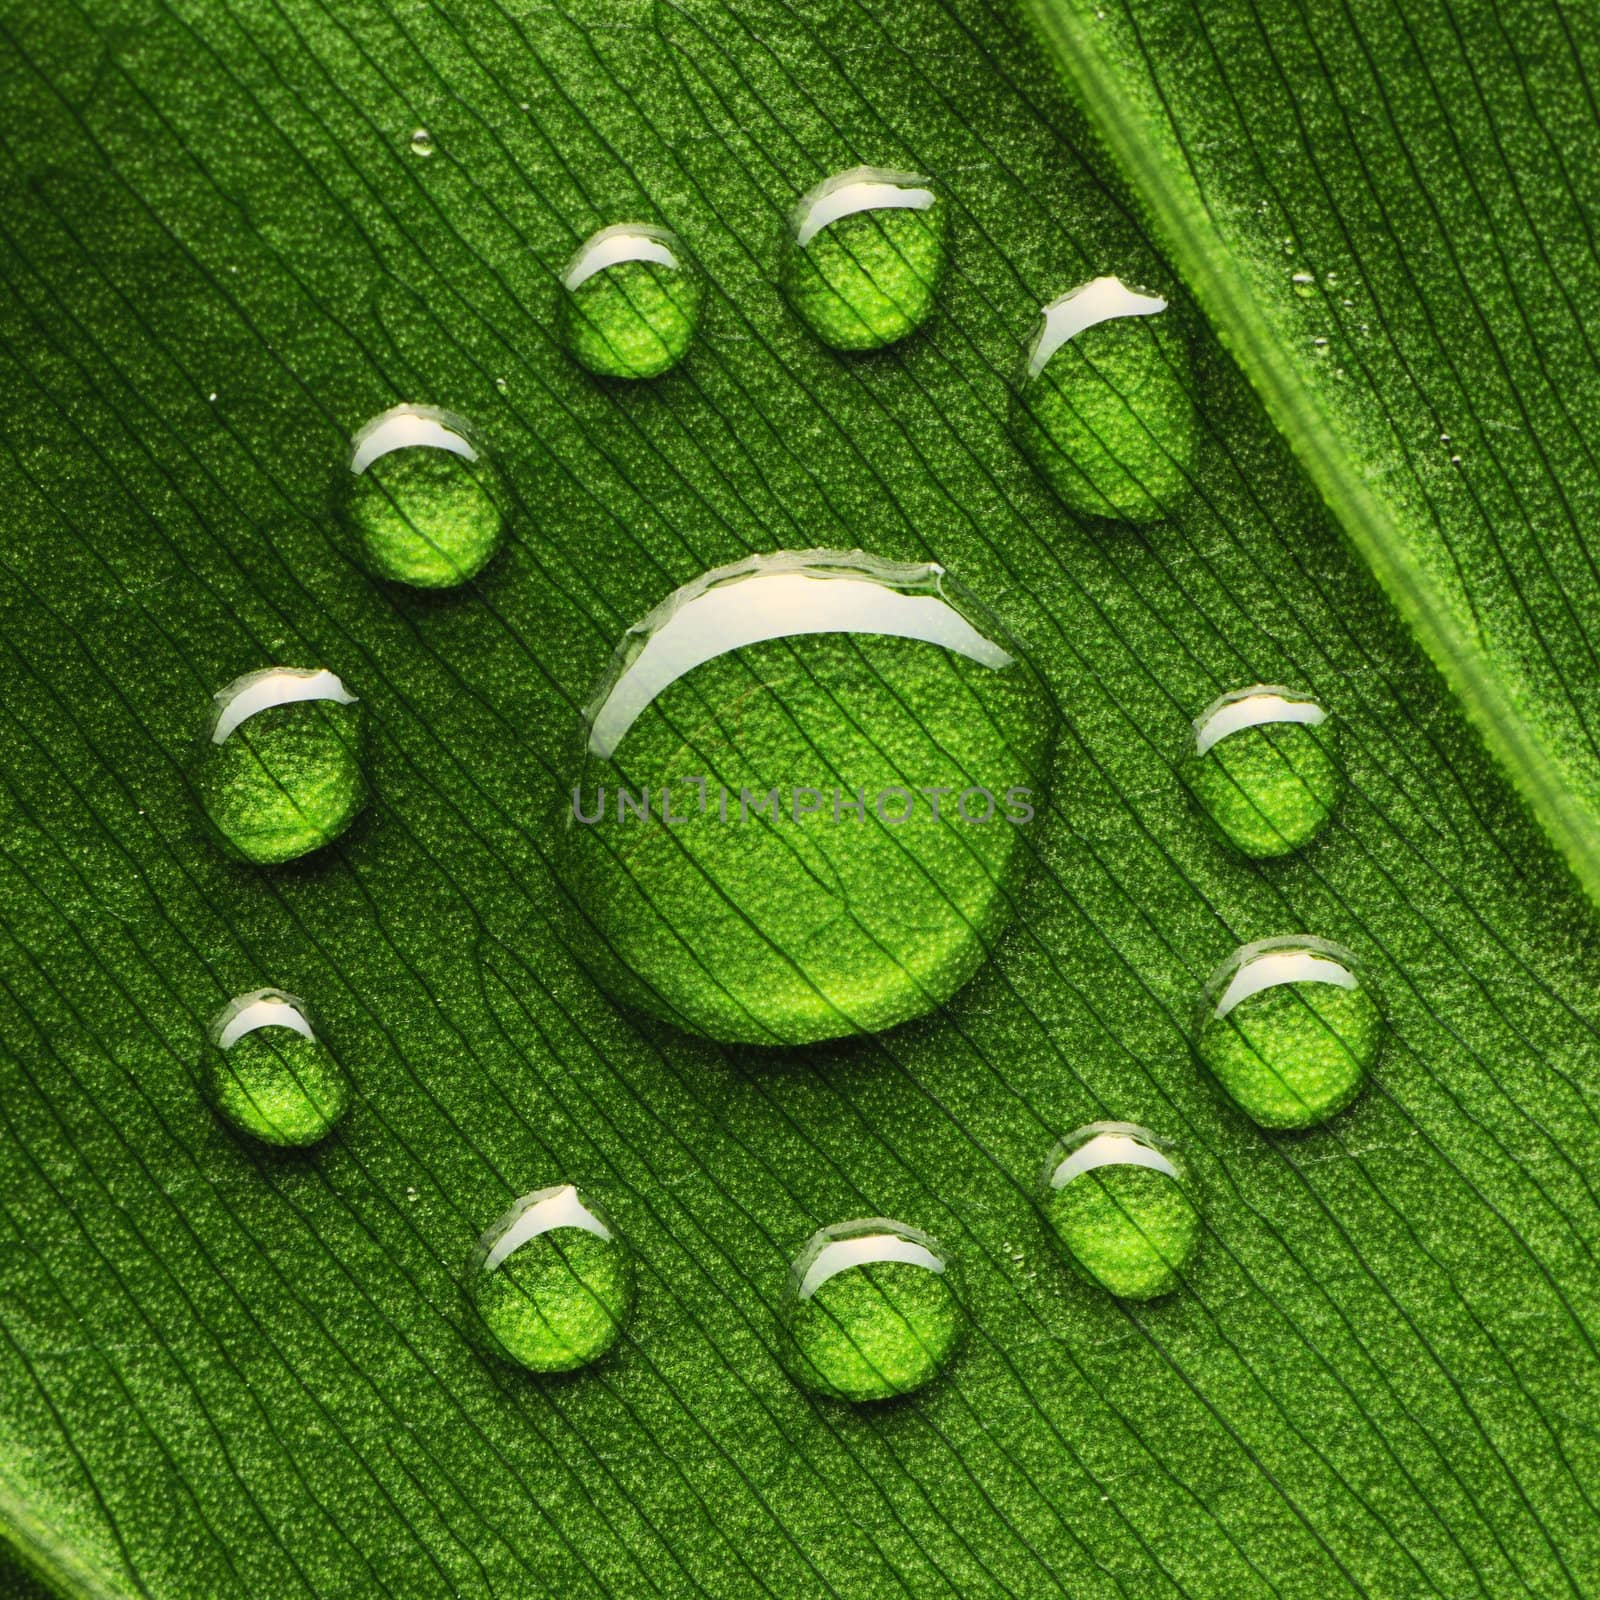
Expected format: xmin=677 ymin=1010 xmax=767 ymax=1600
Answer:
xmin=3 ymin=0 xmax=1600 ymax=1596
xmin=1021 ymin=0 xmax=1600 ymax=905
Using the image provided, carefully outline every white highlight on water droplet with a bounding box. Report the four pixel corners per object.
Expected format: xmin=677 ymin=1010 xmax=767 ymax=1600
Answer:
xmin=797 ymin=1221 xmax=945 ymax=1300
xmin=791 ymin=166 xmax=935 ymax=249
xmin=349 ymin=403 xmax=478 ymax=475
xmin=1192 ymin=684 xmax=1327 ymax=757
xmin=1048 ymin=1122 xmax=1179 ymax=1189
xmin=209 ymin=667 xmax=356 ymax=746
xmin=211 ymin=988 xmax=316 ymax=1051
xmin=563 ymin=224 xmax=681 ymax=292
xmin=585 ymin=550 xmax=1015 ymax=759
xmin=482 ymin=1184 xmax=614 ymax=1272
xmin=1026 ymin=275 xmax=1167 ymax=379
xmin=1211 ymin=937 xmax=1359 ymax=1020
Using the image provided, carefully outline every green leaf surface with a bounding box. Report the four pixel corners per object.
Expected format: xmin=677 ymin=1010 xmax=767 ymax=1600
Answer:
xmin=2 ymin=0 xmax=1600 ymax=1596
xmin=1020 ymin=0 xmax=1600 ymax=907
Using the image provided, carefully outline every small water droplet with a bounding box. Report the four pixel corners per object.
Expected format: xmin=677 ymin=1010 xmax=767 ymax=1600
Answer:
xmin=1038 ymin=1122 xmax=1199 ymax=1300
xmin=558 ymin=223 xmax=703 ymax=380
xmin=194 ymin=668 xmax=367 ymax=864
xmin=1291 ymin=270 xmax=1315 ymax=296
xmin=469 ymin=1185 xmax=634 ymax=1373
xmin=1012 ymin=275 xmax=1197 ymax=523
xmin=558 ymin=549 xmax=1057 ymax=1045
xmin=343 ymin=404 xmax=507 ymax=588
xmin=780 ymin=166 xmax=948 ymax=351
xmin=1312 ymin=336 xmax=1330 ymax=355
xmin=410 ymin=127 xmax=435 ymax=158
xmin=494 ymin=376 xmax=508 ymax=393
xmin=1194 ymin=935 xmax=1383 ymax=1128
xmin=206 ymin=989 xmax=347 ymax=1147
xmin=1184 ymin=684 xmax=1340 ymax=858
xmin=781 ymin=1218 xmax=961 ymax=1402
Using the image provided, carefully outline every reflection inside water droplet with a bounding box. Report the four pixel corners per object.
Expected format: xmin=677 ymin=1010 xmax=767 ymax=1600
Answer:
xmin=1038 ymin=1122 xmax=1199 ymax=1300
xmin=206 ymin=988 xmax=348 ymax=1147
xmin=1195 ymin=935 xmax=1382 ymax=1129
xmin=194 ymin=667 xmax=367 ymax=865
xmin=558 ymin=223 xmax=703 ymax=380
xmin=781 ymin=1218 xmax=961 ymax=1402
xmin=1185 ymin=684 xmax=1340 ymax=858
xmin=343 ymin=404 xmax=507 ymax=589
xmin=1011 ymin=274 xmax=1197 ymax=523
xmin=558 ymin=548 xmax=1056 ymax=1046
xmin=468 ymin=1185 xmax=634 ymax=1373
xmin=781 ymin=166 xmax=948 ymax=352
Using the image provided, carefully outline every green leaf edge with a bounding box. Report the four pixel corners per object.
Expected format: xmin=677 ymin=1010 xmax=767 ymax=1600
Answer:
xmin=1018 ymin=0 xmax=1600 ymax=907
xmin=0 ymin=1473 xmax=119 ymax=1600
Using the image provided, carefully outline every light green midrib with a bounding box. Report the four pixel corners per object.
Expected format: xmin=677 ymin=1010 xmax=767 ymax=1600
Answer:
xmin=0 ymin=1469 xmax=122 ymax=1600
xmin=1016 ymin=0 xmax=1600 ymax=911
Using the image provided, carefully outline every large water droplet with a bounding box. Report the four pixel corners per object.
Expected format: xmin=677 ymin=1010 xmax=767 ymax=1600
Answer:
xmin=558 ymin=549 xmax=1057 ymax=1046
xmin=409 ymin=128 xmax=435 ymax=158
xmin=558 ymin=223 xmax=703 ymax=380
xmin=206 ymin=989 xmax=347 ymax=1147
xmin=194 ymin=667 xmax=367 ymax=864
xmin=780 ymin=166 xmax=949 ymax=351
xmin=343 ymin=404 xmax=507 ymax=589
xmin=1038 ymin=1122 xmax=1199 ymax=1300
xmin=1011 ymin=275 xmax=1198 ymax=523
xmin=1195 ymin=936 xmax=1382 ymax=1129
xmin=1185 ymin=684 xmax=1340 ymax=859
xmin=781 ymin=1218 xmax=961 ymax=1402
xmin=468 ymin=1185 xmax=634 ymax=1373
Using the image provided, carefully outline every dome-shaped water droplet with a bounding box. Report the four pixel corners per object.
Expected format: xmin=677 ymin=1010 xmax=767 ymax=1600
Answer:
xmin=342 ymin=404 xmax=507 ymax=588
xmin=1038 ymin=1122 xmax=1199 ymax=1300
xmin=1184 ymin=684 xmax=1340 ymax=859
xmin=781 ymin=1218 xmax=961 ymax=1402
xmin=410 ymin=127 xmax=435 ymax=158
xmin=1195 ymin=936 xmax=1382 ymax=1129
xmin=1011 ymin=275 xmax=1198 ymax=523
xmin=558 ymin=549 xmax=1057 ymax=1046
xmin=468 ymin=1185 xmax=634 ymax=1373
xmin=558 ymin=223 xmax=703 ymax=380
xmin=780 ymin=166 xmax=949 ymax=352
xmin=194 ymin=667 xmax=367 ymax=864
xmin=206 ymin=989 xmax=347 ymax=1147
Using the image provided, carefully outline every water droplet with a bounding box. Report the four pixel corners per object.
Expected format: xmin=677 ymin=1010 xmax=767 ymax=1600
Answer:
xmin=781 ymin=1218 xmax=961 ymax=1402
xmin=1038 ymin=1122 xmax=1199 ymax=1300
xmin=194 ymin=667 xmax=367 ymax=864
xmin=410 ymin=127 xmax=435 ymax=158
xmin=1194 ymin=935 xmax=1383 ymax=1129
xmin=1012 ymin=275 xmax=1197 ymax=523
xmin=558 ymin=549 xmax=1057 ymax=1045
xmin=206 ymin=989 xmax=347 ymax=1147
xmin=1184 ymin=684 xmax=1340 ymax=858
xmin=469 ymin=1185 xmax=634 ymax=1373
xmin=342 ymin=404 xmax=508 ymax=589
xmin=780 ymin=166 xmax=948 ymax=352
xmin=1291 ymin=270 xmax=1315 ymax=296
xmin=558 ymin=223 xmax=703 ymax=380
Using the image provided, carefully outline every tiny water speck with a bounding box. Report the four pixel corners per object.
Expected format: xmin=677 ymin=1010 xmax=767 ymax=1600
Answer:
xmin=206 ymin=989 xmax=347 ymax=1147
xmin=1012 ymin=275 xmax=1197 ymax=523
xmin=781 ymin=166 xmax=948 ymax=351
xmin=559 ymin=223 xmax=703 ymax=380
xmin=193 ymin=667 xmax=367 ymax=864
xmin=1195 ymin=935 xmax=1382 ymax=1128
xmin=1184 ymin=684 xmax=1340 ymax=858
xmin=781 ymin=1218 xmax=961 ymax=1402
xmin=1039 ymin=1122 xmax=1199 ymax=1300
xmin=343 ymin=404 xmax=507 ymax=589
xmin=558 ymin=548 xmax=1057 ymax=1046
xmin=410 ymin=128 xmax=435 ymax=158
xmin=469 ymin=1185 xmax=634 ymax=1373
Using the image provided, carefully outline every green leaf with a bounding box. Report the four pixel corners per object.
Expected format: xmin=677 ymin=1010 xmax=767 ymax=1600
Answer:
xmin=2 ymin=0 xmax=1600 ymax=1596
xmin=1019 ymin=0 xmax=1600 ymax=907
